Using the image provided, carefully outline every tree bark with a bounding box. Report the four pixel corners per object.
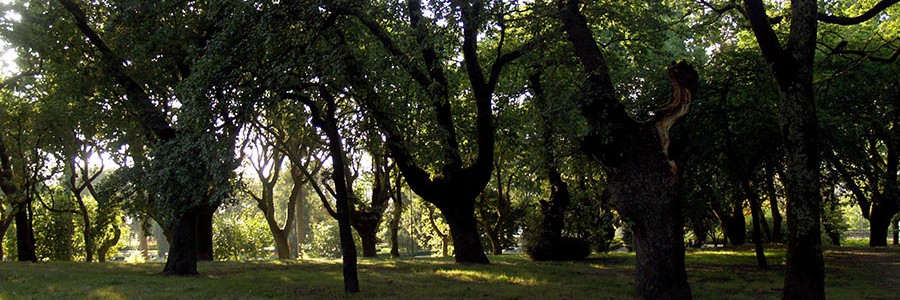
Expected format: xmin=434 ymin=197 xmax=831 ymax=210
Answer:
xmin=741 ymin=0 xmax=826 ymax=296
xmin=557 ymin=1 xmax=696 ymax=297
xmin=162 ymin=209 xmax=199 ymax=275
xmin=440 ymin=199 xmax=489 ymax=263
xmin=356 ymin=224 xmax=378 ymax=258
xmin=15 ymin=202 xmax=37 ymax=262
xmin=195 ymin=202 xmax=217 ymax=261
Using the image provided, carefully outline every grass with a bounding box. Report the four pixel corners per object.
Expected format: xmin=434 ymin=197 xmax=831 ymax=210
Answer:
xmin=1 ymin=246 xmax=897 ymax=299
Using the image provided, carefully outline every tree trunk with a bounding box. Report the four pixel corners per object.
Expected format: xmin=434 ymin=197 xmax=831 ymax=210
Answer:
xmin=97 ymin=226 xmax=121 ymax=263
xmin=722 ymin=202 xmax=747 ymax=246
xmin=778 ymin=85 xmax=825 ymax=300
xmin=195 ymin=202 xmax=216 ymax=261
xmin=162 ymin=209 xmax=199 ymax=275
xmin=607 ymin=158 xmax=691 ymax=300
xmin=741 ymin=0 xmax=825 ymax=296
xmin=273 ymin=231 xmax=291 ymax=259
xmin=76 ymin=199 xmax=94 ymax=262
xmin=15 ymin=202 xmax=36 ymax=262
xmin=356 ymin=225 xmax=378 ymax=258
xmin=868 ymin=203 xmax=898 ymax=247
xmin=746 ymin=183 xmax=769 ymax=270
xmin=390 ymin=196 xmax=402 ymax=258
xmin=440 ymin=202 xmax=489 ymax=264
xmin=139 ymin=219 xmax=149 ymax=258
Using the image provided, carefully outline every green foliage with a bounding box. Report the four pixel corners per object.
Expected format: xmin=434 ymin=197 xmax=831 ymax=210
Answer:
xmin=145 ymin=132 xmax=237 ymax=227
xmin=305 ymin=221 xmax=342 ymax=259
xmin=213 ymin=204 xmax=273 ymax=261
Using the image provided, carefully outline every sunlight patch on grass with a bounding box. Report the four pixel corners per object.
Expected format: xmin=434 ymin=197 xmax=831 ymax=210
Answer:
xmin=434 ymin=269 xmax=542 ymax=286
xmin=87 ymin=287 xmax=125 ymax=300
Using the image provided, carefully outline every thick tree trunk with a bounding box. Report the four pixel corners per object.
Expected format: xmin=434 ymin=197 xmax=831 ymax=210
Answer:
xmin=162 ymin=209 xmax=199 ymax=275
xmin=722 ymin=202 xmax=747 ymax=246
xmin=869 ymin=204 xmax=898 ymax=247
xmin=357 ymin=226 xmax=378 ymax=258
xmin=778 ymin=86 xmax=824 ymax=300
xmin=440 ymin=202 xmax=489 ymax=264
xmin=195 ymin=203 xmax=216 ymax=261
xmin=608 ymin=158 xmax=691 ymax=300
xmin=15 ymin=202 xmax=37 ymax=262
xmin=746 ymin=184 xmax=769 ymax=270
xmin=272 ymin=231 xmax=291 ymax=259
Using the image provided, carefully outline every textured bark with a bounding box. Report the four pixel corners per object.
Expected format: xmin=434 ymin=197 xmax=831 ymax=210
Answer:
xmin=441 ymin=202 xmax=488 ymax=264
xmin=162 ymin=209 xmax=199 ymax=275
xmin=741 ymin=0 xmax=826 ymax=296
xmin=557 ymin=1 xmax=696 ymax=297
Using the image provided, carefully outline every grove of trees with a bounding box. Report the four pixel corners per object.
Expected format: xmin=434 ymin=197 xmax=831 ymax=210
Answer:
xmin=0 ymin=0 xmax=897 ymax=298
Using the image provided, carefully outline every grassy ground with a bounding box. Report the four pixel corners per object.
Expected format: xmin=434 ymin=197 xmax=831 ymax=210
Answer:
xmin=1 ymin=246 xmax=897 ymax=299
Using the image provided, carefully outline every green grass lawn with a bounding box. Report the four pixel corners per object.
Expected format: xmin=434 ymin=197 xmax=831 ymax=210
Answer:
xmin=1 ymin=246 xmax=897 ymax=299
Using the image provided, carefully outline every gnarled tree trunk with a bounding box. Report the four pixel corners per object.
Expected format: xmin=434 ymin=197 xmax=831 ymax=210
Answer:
xmin=557 ymin=1 xmax=696 ymax=297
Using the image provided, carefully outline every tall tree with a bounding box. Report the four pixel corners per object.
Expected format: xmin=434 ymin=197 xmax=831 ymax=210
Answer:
xmin=706 ymin=0 xmax=900 ymax=296
xmin=46 ymin=0 xmax=243 ymax=274
xmin=335 ymin=0 xmax=525 ymax=264
xmin=555 ymin=1 xmax=698 ymax=297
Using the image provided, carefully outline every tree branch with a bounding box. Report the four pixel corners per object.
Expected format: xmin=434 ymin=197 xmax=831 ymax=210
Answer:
xmin=818 ymin=0 xmax=900 ymax=25
xmin=57 ymin=0 xmax=174 ymax=141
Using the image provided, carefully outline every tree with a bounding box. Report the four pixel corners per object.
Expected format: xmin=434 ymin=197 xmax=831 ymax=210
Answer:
xmin=554 ymin=0 xmax=699 ymax=297
xmin=333 ymin=0 xmax=526 ymax=264
xmin=43 ymin=0 xmax=244 ymax=274
xmin=695 ymin=0 xmax=900 ymax=296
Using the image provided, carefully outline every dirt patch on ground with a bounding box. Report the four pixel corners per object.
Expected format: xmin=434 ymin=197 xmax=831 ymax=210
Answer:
xmin=826 ymin=247 xmax=900 ymax=296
